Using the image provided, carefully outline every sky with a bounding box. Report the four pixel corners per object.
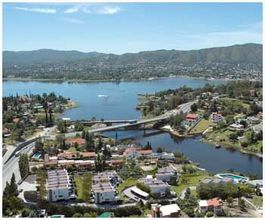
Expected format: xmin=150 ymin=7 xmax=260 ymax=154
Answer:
xmin=3 ymin=2 xmax=263 ymax=54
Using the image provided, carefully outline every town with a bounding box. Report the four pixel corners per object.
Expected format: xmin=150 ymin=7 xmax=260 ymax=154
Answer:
xmin=2 ymin=81 xmax=263 ymax=218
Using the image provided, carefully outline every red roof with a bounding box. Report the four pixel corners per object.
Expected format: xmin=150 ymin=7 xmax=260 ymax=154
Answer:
xmin=207 ymin=198 xmax=222 ymax=207
xmin=186 ymin=113 xmax=197 ymax=120
xmin=80 ymin=152 xmax=96 ymax=158
xmin=65 ymin=137 xmax=86 ymax=145
xmin=139 ymin=150 xmax=153 ymax=155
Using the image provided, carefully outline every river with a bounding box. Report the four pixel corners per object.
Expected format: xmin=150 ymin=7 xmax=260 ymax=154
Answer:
xmin=3 ymin=77 xmax=263 ymax=178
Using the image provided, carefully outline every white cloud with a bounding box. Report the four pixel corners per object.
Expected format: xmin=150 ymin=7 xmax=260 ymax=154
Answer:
xmin=96 ymin=6 xmax=122 ymax=15
xmin=64 ymin=6 xmax=80 ymax=14
xmin=64 ymin=4 xmax=121 ymax=15
xmin=14 ymin=7 xmax=56 ymax=14
xmin=63 ymin=17 xmax=85 ymax=24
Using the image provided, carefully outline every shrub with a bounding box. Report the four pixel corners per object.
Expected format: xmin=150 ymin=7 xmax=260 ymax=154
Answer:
xmin=206 ymin=211 xmax=214 ymax=217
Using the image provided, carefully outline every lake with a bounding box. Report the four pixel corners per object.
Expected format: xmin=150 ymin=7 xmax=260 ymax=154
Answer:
xmin=3 ymin=77 xmax=262 ymax=178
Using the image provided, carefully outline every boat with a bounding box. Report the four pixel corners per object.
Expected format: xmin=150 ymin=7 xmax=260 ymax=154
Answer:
xmin=215 ymin=144 xmax=221 ymax=149
xmin=97 ymin=94 xmax=109 ymax=98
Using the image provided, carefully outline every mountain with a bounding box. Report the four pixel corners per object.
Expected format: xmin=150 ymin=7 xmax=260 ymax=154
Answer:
xmin=3 ymin=43 xmax=262 ymax=80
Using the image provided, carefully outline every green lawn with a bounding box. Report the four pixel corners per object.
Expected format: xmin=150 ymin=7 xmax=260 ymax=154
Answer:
xmin=68 ymin=147 xmax=77 ymax=153
xmin=171 ymin=172 xmax=209 ymax=195
xmin=189 ymin=119 xmax=213 ymax=134
xmin=74 ymin=173 xmax=92 ymax=202
xmin=117 ymin=178 xmax=138 ymax=193
xmin=251 ymin=195 xmax=263 ymax=208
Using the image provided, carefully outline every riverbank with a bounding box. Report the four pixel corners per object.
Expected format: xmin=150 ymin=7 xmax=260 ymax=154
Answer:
xmin=3 ymin=75 xmax=253 ymax=84
xmin=160 ymin=124 xmax=263 ymax=159
xmin=202 ymin=138 xmax=263 ymax=159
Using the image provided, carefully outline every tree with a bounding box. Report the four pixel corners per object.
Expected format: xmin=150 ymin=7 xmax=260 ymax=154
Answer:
xmin=156 ymin=147 xmax=163 ymax=153
xmin=227 ymin=197 xmax=233 ymax=207
xmin=238 ymin=198 xmax=246 ymax=211
xmin=19 ymin=154 xmax=29 ymax=179
xmin=190 ymin=103 xmax=198 ymax=112
xmin=184 ymin=187 xmax=191 ymax=200
xmin=10 ymin=173 xmax=19 ymax=196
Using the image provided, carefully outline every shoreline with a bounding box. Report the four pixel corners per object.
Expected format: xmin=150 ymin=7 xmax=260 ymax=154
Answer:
xmin=3 ymin=75 xmax=259 ymax=84
xmin=160 ymin=124 xmax=263 ymax=159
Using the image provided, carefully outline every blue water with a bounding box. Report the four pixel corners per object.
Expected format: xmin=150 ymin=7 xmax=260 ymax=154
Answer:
xmin=103 ymin=130 xmax=262 ymax=178
xmin=3 ymin=77 xmax=225 ymax=120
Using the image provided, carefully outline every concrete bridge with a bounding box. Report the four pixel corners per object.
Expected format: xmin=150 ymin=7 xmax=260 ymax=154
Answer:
xmin=65 ymin=100 xmax=197 ymax=136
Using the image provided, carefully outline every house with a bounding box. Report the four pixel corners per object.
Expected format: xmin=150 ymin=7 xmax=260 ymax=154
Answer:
xmin=252 ymin=123 xmax=263 ymax=134
xmin=92 ymin=183 xmax=117 ymax=204
xmin=140 ymin=178 xmax=170 ymax=198
xmin=152 ymin=152 xmax=175 ymax=160
xmin=199 ymin=198 xmax=223 ymax=214
xmin=156 ymin=166 xmax=178 ymax=184
xmin=229 ymin=123 xmax=244 ymax=131
xmin=151 ymin=204 xmax=181 ymax=217
xmin=123 ymin=148 xmax=152 ymax=159
xmin=123 ymin=147 xmax=141 ymax=159
xmin=57 ymin=151 xmax=96 ymax=160
xmin=211 ymin=112 xmax=224 ymax=123
xmin=247 ymin=116 xmax=260 ymax=125
xmin=65 ymin=137 xmax=86 ymax=146
xmin=93 ymin=171 xmax=121 ymax=187
xmin=186 ymin=113 xmax=198 ymax=122
xmin=47 ymin=169 xmax=73 ymax=202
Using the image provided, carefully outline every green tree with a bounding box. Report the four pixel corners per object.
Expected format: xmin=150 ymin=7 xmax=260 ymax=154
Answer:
xmin=19 ymin=154 xmax=29 ymax=179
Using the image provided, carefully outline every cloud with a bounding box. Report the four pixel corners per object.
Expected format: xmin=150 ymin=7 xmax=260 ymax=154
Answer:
xmin=96 ymin=6 xmax=122 ymax=15
xmin=64 ymin=4 xmax=122 ymax=15
xmin=63 ymin=17 xmax=85 ymax=24
xmin=14 ymin=7 xmax=56 ymax=14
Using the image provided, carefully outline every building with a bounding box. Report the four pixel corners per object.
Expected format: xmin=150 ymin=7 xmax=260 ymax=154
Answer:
xmin=151 ymin=204 xmax=181 ymax=217
xmin=247 ymin=116 xmax=260 ymax=125
xmin=93 ymin=171 xmax=121 ymax=187
xmin=186 ymin=113 xmax=198 ymax=122
xmin=152 ymin=152 xmax=175 ymax=160
xmin=156 ymin=166 xmax=178 ymax=184
xmin=211 ymin=112 xmax=224 ymax=123
xmin=199 ymin=198 xmax=223 ymax=214
xmin=228 ymin=123 xmax=244 ymax=131
xmin=123 ymin=147 xmax=152 ymax=159
xmin=140 ymin=178 xmax=170 ymax=197
xmin=92 ymin=171 xmax=121 ymax=204
xmin=65 ymin=137 xmax=86 ymax=146
xmin=252 ymin=123 xmax=263 ymax=134
xmin=92 ymin=182 xmax=117 ymax=204
xmin=47 ymin=169 xmax=73 ymax=202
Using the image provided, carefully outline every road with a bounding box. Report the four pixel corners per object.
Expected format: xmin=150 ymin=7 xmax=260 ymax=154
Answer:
xmin=2 ymin=141 xmax=36 ymax=191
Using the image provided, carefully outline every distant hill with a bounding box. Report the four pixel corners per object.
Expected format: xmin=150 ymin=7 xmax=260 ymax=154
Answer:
xmin=3 ymin=43 xmax=262 ymax=80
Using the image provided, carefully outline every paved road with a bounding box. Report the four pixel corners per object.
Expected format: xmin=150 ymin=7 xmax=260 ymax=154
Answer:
xmin=2 ymin=140 xmax=37 ymax=191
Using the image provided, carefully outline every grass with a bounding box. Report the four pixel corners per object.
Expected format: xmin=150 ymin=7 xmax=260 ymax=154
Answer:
xmin=117 ymin=178 xmax=138 ymax=193
xmin=251 ymin=195 xmax=263 ymax=208
xmin=74 ymin=173 xmax=92 ymax=202
xmin=189 ymin=119 xmax=213 ymax=134
xmin=171 ymin=171 xmax=209 ymax=195
xmin=68 ymin=147 xmax=77 ymax=153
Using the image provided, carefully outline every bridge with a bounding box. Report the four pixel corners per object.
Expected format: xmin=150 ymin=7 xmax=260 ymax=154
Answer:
xmin=65 ymin=100 xmax=197 ymax=136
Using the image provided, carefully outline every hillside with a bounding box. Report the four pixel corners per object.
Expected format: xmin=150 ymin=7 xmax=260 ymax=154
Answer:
xmin=3 ymin=43 xmax=262 ymax=81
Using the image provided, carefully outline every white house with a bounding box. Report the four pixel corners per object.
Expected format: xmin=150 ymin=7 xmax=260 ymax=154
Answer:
xmin=152 ymin=152 xmax=175 ymax=160
xmin=156 ymin=166 xmax=178 ymax=184
xmin=47 ymin=169 xmax=73 ymax=202
xmin=92 ymin=183 xmax=117 ymax=204
xmin=229 ymin=123 xmax=244 ymax=131
xmin=140 ymin=178 xmax=170 ymax=197
xmin=151 ymin=204 xmax=181 ymax=218
xmin=211 ymin=112 xmax=224 ymax=123
xmin=199 ymin=198 xmax=223 ymax=214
